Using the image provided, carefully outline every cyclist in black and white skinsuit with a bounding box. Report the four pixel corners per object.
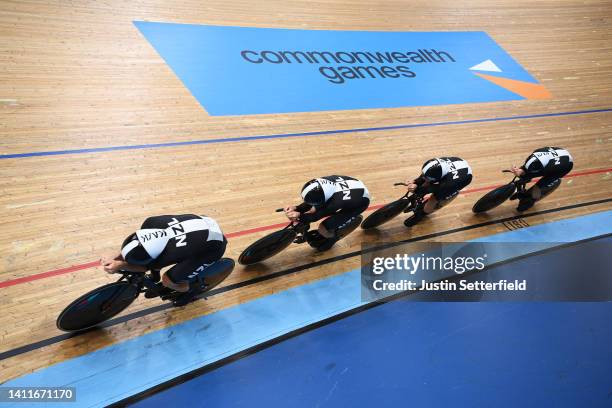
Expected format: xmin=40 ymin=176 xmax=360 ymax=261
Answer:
xmin=510 ymin=147 xmax=573 ymax=211
xmin=284 ymin=176 xmax=370 ymax=251
xmin=101 ymin=214 xmax=227 ymax=306
xmin=405 ymin=157 xmax=473 ymax=227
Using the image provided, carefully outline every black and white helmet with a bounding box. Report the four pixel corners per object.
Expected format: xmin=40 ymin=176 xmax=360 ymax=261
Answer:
xmin=421 ymin=158 xmax=443 ymax=181
xmin=120 ymin=233 xmax=152 ymax=265
xmin=301 ymin=179 xmax=326 ymax=206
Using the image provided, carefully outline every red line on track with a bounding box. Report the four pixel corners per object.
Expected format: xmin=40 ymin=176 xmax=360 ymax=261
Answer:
xmin=1 ymin=167 xmax=610 ymax=289
xmin=226 ymin=222 xmax=288 ymax=238
xmin=0 ymin=261 xmax=100 ymax=289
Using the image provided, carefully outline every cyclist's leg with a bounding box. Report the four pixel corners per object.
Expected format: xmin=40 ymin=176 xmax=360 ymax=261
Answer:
xmin=518 ymin=177 xmax=557 ymax=211
xmin=144 ymin=270 xmax=172 ymax=299
xmin=510 ymin=180 xmax=528 ymax=200
xmin=307 ymin=199 xmax=369 ymax=250
xmin=306 ymin=213 xmax=351 ymax=248
xmin=404 ymin=199 xmax=430 ymax=227
xmin=309 ymin=215 xmax=354 ymax=251
xmin=167 ymin=240 xmax=227 ymax=306
xmin=143 ymin=268 xmax=165 ymax=298
xmin=406 ymin=175 xmax=471 ymax=227
xmin=142 ymin=262 xmax=193 ymax=302
xmin=163 ymin=260 xmax=198 ymax=293
xmin=305 ymin=230 xmax=328 ymax=248
xmin=532 ymin=162 xmax=572 ymax=200
xmin=320 ymin=198 xmax=368 ymax=237
xmin=164 ymin=240 xmax=227 ymax=286
xmin=519 ymin=163 xmax=572 ymax=211
xmin=429 ymin=174 xmax=472 ymax=214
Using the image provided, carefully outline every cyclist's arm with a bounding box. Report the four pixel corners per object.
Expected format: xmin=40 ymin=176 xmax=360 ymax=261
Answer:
xmin=518 ymin=167 xmax=533 ymax=183
xmin=414 ymin=177 xmax=433 ymax=195
xmin=519 ymin=155 xmax=546 ymax=182
xmin=299 ymin=202 xmax=337 ymax=223
xmin=414 ymin=175 xmax=427 ymax=186
xmin=295 ymin=202 xmax=313 ymax=213
xmin=102 ymin=253 xmax=148 ymax=274
xmin=120 ymin=263 xmax=148 ymax=273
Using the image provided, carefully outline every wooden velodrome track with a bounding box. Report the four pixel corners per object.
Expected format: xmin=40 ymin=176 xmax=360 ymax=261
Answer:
xmin=1 ymin=0 xmax=611 ymax=383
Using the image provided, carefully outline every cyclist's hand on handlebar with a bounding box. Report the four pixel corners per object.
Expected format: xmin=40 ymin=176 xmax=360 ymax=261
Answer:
xmin=285 ymin=210 xmax=301 ymax=222
xmin=406 ymin=183 xmax=419 ymax=193
xmin=510 ymin=165 xmax=525 ymax=177
xmin=100 ymin=256 xmax=127 ymax=274
xmin=284 ymin=207 xmax=299 ymax=222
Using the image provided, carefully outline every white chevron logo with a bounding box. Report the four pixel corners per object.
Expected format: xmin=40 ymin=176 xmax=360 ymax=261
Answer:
xmin=469 ymin=59 xmax=502 ymax=72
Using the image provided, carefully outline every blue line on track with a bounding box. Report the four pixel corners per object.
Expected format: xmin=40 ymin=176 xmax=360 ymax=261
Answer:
xmin=2 ymin=108 xmax=611 ymax=159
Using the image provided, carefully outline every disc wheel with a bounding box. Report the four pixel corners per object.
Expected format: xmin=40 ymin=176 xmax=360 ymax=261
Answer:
xmin=472 ymin=183 xmax=517 ymax=213
xmin=238 ymin=229 xmax=297 ymax=265
xmin=201 ymin=258 xmax=235 ymax=292
xmin=539 ymin=178 xmax=561 ymax=200
xmin=56 ymin=281 xmax=139 ymax=332
xmin=361 ymin=198 xmax=410 ymax=229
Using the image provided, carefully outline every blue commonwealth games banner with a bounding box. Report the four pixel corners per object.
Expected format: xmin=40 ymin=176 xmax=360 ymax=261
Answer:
xmin=134 ymin=22 xmax=551 ymax=116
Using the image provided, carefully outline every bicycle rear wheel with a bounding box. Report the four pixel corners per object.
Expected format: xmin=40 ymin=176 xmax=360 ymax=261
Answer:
xmin=238 ymin=229 xmax=297 ymax=265
xmin=56 ymin=281 xmax=139 ymax=332
xmin=361 ymin=197 xmax=410 ymax=229
xmin=201 ymin=258 xmax=235 ymax=291
xmin=472 ymin=183 xmax=517 ymax=213
xmin=539 ymin=178 xmax=561 ymax=200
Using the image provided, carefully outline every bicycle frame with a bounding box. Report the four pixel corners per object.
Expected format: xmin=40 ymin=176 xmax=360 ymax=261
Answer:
xmin=115 ymin=270 xmax=161 ymax=294
xmin=503 ymin=170 xmax=527 ymax=192
xmin=393 ymin=182 xmax=424 ymax=212
xmin=275 ymin=208 xmax=310 ymax=243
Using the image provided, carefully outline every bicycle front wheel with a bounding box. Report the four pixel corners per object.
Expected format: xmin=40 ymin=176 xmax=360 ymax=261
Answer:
xmin=56 ymin=281 xmax=139 ymax=332
xmin=361 ymin=198 xmax=410 ymax=229
xmin=472 ymin=183 xmax=516 ymax=213
xmin=238 ymin=229 xmax=297 ymax=265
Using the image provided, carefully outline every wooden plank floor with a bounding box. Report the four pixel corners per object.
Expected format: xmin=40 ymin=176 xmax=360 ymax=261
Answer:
xmin=1 ymin=0 xmax=611 ymax=382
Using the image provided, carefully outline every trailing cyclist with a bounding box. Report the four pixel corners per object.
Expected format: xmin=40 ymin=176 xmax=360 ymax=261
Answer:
xmin=509 ymin=147 xmax=573 ymax=211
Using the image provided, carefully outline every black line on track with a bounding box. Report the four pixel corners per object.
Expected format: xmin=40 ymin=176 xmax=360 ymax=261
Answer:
xmin=0 ymin=197 xmax=610 ymax=363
